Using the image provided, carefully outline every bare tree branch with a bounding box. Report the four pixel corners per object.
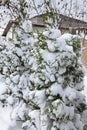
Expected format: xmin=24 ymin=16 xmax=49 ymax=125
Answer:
xmin=2 ymin=20 xmax=18 ymax=37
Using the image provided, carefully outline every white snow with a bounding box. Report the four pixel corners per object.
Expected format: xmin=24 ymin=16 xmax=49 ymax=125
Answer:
xmin=28 ymin=0 xmax=87 ymax=22
xmin=82 ymin=73 xmax=87 ymax=101
xmin=0 ymin=1 xmax=87 ymax=130
xmin=0 ymin=76 xmax=22 ymax=130
xmin=0 ymin=65 xmax=87 ymax=130
xmin=0 ymin=106 xmax=14 ymax=130
xmin=46 ymin=83 xmax=63 ymax=96
xmin=0 ymin=104 xmax=20 ymax=130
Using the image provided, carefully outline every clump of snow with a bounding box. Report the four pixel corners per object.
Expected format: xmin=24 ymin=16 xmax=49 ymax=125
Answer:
xmin=82 ymin=73 xmax=87 ymax=101
xmin=61 ymin=33 xmax=73 ymax=41
xmin=0 ymin=105 xmax=17 ymax=130
xmin=82 ymin=110 xmax=87 ymax=126
xmin=43 ymin=29 xmax=61 ymax=39
xmin=0 ymin=82 xmax=7 ymax=95
xmin=46 ymin=83 xmax=63 ymax=97
xmin=22 ymin=20 xmax=32 ymax=33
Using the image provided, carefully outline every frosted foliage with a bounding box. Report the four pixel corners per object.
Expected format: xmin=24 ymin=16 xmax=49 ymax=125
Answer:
xmin=50 ymin=100 xmax=74 ymax=120
xmin=0 ymin=24 xmax=87 ymax=130
xmin=22 ymin=20 xmax=32 ymax=33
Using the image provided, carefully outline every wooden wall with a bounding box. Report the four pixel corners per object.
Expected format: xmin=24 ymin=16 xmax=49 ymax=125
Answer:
xmin=81 ymin=39 xmax=87 ymax=68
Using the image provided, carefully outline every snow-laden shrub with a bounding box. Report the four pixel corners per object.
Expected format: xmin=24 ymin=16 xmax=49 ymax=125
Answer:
xmin=0 ymin=0 xmax=87 ymax=129
xmin=25 ymin=29 xmax=87 ymax=130
xmin=0 ymin=20 xmax=87 ymax=130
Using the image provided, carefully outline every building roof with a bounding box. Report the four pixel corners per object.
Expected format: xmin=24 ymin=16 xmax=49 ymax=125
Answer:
xmin=2 ymin=13 xmax=87 ymax=37
xmin=30 ymin=13 xmax=87 ymax=31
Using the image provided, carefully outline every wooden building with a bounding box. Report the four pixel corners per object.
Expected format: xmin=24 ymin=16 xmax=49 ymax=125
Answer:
xmin=30 ymin=13 xmax=87 ymax=34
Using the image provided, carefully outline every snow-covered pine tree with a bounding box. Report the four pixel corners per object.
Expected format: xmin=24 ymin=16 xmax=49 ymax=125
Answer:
xmin=0 ymin=0 xmax=38 ymax=128
xmin=23 ymin=14 xmax=87 ymax=130
xmin=0 ymin=0 xmax=87 ymax=130
xmin=22 ymin=1 xmax=87 ymax=129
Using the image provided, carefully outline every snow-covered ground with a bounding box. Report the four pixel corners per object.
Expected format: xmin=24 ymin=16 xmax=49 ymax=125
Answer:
xmin=0 ymin=106 xmax=22 ymax=130
xmin=0 ymin=76 xmax=22 ymax=130
xmin=0 ymin=106 xmax=15 ymax=130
